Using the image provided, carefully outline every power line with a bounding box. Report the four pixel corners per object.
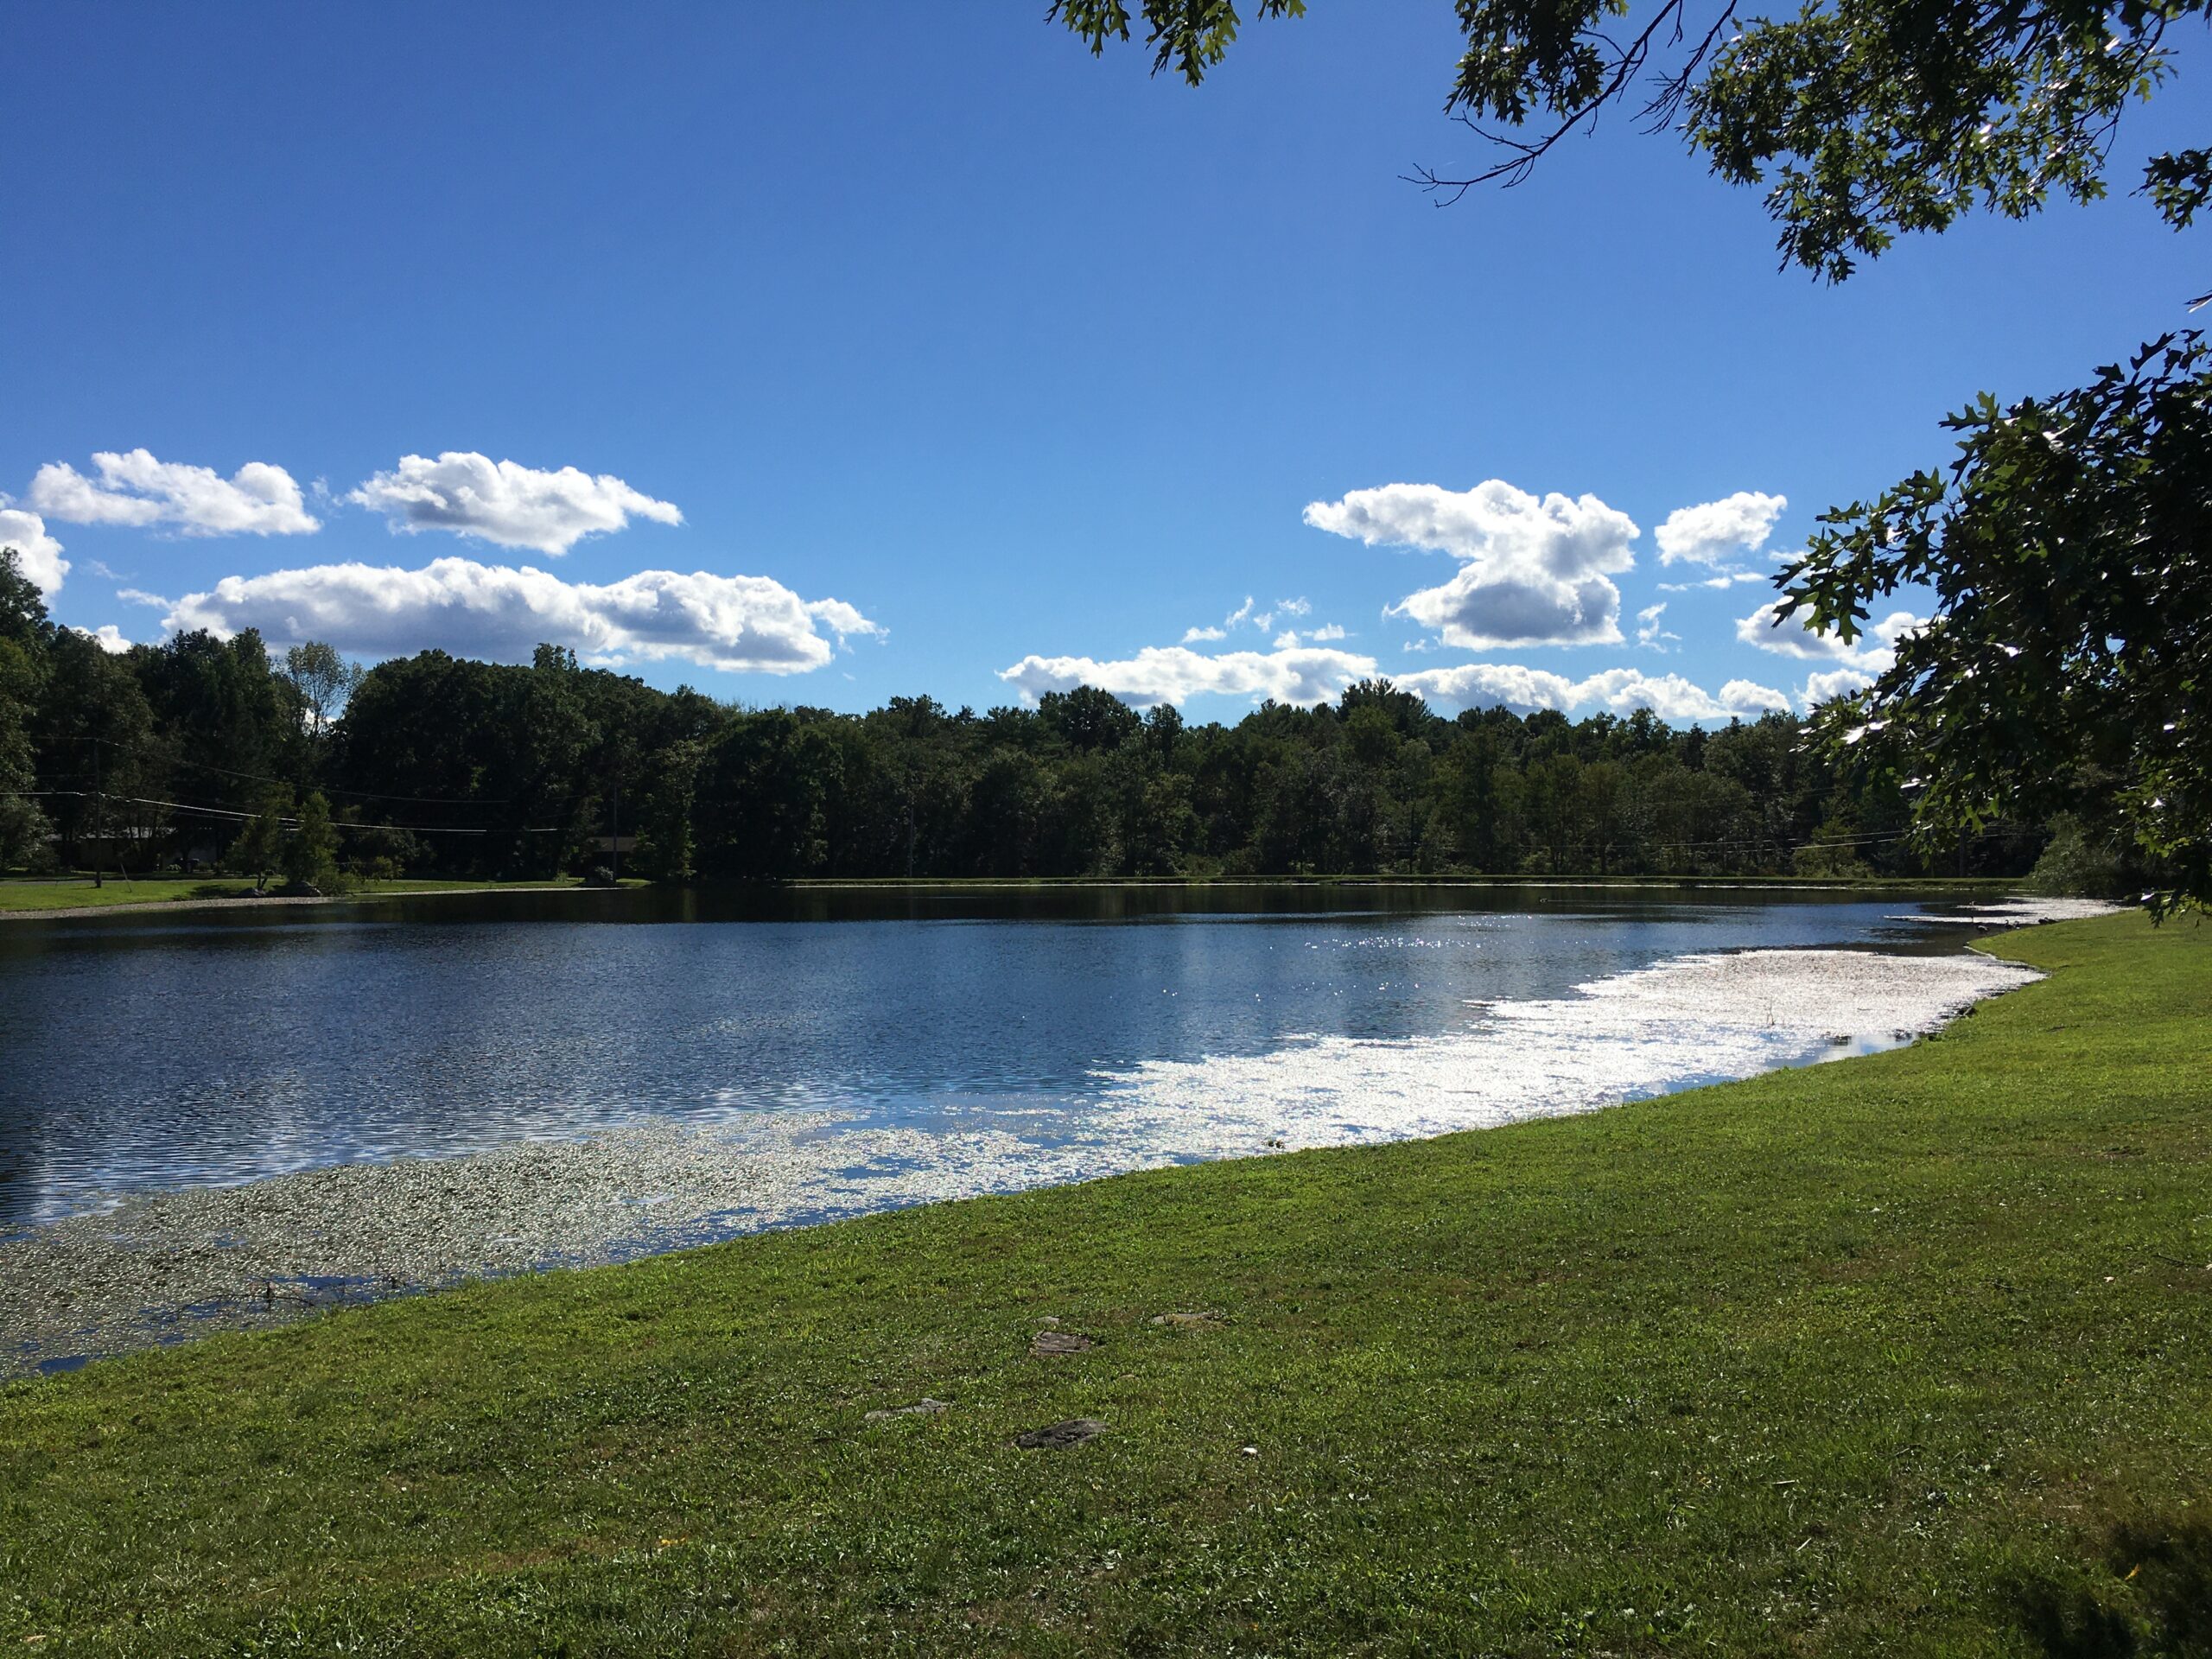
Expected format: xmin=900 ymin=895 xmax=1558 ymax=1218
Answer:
xmin=26 ymin=733 xmax=555 ymax=807
xmin=5 ymin=791 xmax=547 ymax=836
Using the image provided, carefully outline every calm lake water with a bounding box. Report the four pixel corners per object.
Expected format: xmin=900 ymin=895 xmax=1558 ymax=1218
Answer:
xmin=0 ymin=886 xmax=1997 ymax=1230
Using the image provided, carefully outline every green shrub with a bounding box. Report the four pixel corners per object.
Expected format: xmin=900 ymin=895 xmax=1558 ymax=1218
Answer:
xmin=2026 ymin=814 xmax=2133 ymax=898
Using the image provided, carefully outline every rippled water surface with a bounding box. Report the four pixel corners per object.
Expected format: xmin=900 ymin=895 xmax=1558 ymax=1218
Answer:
xmin=0 ymin=885 xmax=1995 ymax=1227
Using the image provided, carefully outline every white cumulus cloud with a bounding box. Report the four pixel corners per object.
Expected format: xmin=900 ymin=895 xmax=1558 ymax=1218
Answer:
xmin=161 ymin=556 xmax=876 ymax=674
xmin=1735 ymin=600 xmax=1923 ymax=664
xmin=998 ymin=644 xmax=1379 ymax=709
xmin=1577 ymin=669 xmax=1791 ymax=721
xmin=1304 ymin=480 xmax=1638 ymax=648
xmin=347 ymin=453 xmax=682 ymax=556
xmin=1184 ymin=595 xmax=1328 ymax=645
xmin=1391 ymin=662 xmax=1578 ymax=715
xmin=72 ymin=624 xmax=131 ymax=654
xmin=801 ymin=597 xmax=884 ymax=639
xmin=29 ymin=449 xmax=319 ymax=537
xmin=1802 ymin=666 xmax=1880 ymax=706
xmin=1734 ymin=600 xmax=1856 ymax=662
xmin=1735 ymin=601 xmax=1926 ymax=709
xmin=1634 ymin=601 xmax=1677 ymax=651
xmin=1655 ymin=491 xmax=1786 ymax=567
xmin=1395 ymin=662 xmax=1789 ymax=722
xmin=0 ymin=505 xmax=68 ymax=594
xmin=1657 ymin=570 xmax=1773 ymax=592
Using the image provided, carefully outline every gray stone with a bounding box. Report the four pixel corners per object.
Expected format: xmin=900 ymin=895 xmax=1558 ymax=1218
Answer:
xmin=865 ymin=1397 xmax=950 ymax=1422
xmin=1030 ymin=1329 xmax=1096 ymax=1357
xmin=1014 ymin=1418 xmax=1104 ymax=1451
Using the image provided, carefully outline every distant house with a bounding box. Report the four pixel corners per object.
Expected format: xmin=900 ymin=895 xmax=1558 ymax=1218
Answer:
xmin=74 ymin=823 xmax=165 ymax=868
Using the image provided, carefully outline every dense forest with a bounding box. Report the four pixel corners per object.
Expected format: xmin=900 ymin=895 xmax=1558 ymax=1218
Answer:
xmin=1 ymin=549 xmax=2083 ymax=887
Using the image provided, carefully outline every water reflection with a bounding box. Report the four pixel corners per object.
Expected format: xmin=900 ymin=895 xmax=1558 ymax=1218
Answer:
xmin=0 ymin=884 xmax=1975 ymax=1228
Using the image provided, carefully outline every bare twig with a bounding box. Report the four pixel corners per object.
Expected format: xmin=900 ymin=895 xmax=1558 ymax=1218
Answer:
xmin=1403 ymin=0 xmax=1732 ymax=201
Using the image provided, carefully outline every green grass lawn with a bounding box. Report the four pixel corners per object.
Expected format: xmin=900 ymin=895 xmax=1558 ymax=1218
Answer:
xmin=0 ymin=875 xmax=591 ymax=913
xmin=2 ymin=914 xmax=2206 ymax=1655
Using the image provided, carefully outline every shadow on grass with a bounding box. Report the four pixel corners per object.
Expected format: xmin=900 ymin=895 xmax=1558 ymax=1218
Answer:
xmin=2012 ymin=1516 xmax=2212 ymax=1656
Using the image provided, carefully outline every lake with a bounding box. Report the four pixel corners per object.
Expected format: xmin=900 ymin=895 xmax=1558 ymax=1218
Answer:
xmin=0 ymin=885 xmax=2028 ymax=1235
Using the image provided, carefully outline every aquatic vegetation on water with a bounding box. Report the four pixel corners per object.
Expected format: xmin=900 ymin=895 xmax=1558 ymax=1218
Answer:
xmin=2 ymin=940 xmax=2035 ymax=1372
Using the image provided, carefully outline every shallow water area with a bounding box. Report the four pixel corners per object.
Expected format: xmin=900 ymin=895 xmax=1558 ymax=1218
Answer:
xmin=0 ymin=885 xmax=2089 ymax=1370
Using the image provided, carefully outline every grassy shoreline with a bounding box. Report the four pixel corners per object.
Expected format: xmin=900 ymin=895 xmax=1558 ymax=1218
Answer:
xmin=782 ymin=873 xmax=2023 ymax=892
xmin=2 ymin=913 xmax=2204 ymax=1654
xmin=0 ymin=875 xmax=621 ymax=919
xmin=0 ymin=871 xmax=2024 ymax=919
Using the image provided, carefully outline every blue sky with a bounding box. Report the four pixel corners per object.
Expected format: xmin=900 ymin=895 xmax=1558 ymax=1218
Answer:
xmin=5 ymin=3 xmax=2205 ymax=723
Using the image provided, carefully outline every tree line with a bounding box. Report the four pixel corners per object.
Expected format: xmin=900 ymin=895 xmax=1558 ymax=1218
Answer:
xmin=2 ymin=548 xmax=2109 ymax=889
xmin=1045 ymin=8 xmax=2206 ymax=917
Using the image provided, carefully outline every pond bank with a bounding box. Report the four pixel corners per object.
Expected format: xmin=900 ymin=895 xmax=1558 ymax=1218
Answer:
xmin=3 ymin=926 xmax=2055 ymax=1374
xmin=1 ymin=872 xmax=2024 ymax=922
xmin=0 ymin=879 xmax=621 ymax=922
xmin=0 ymin=912 xmax=2202 ymax=1655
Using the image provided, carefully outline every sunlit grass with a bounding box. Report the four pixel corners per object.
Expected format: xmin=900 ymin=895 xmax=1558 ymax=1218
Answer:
xmin=0 ymin=875 xmax=593 ymax=913
xmin=1 ymin=913 xmax=2203 ymax=1654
